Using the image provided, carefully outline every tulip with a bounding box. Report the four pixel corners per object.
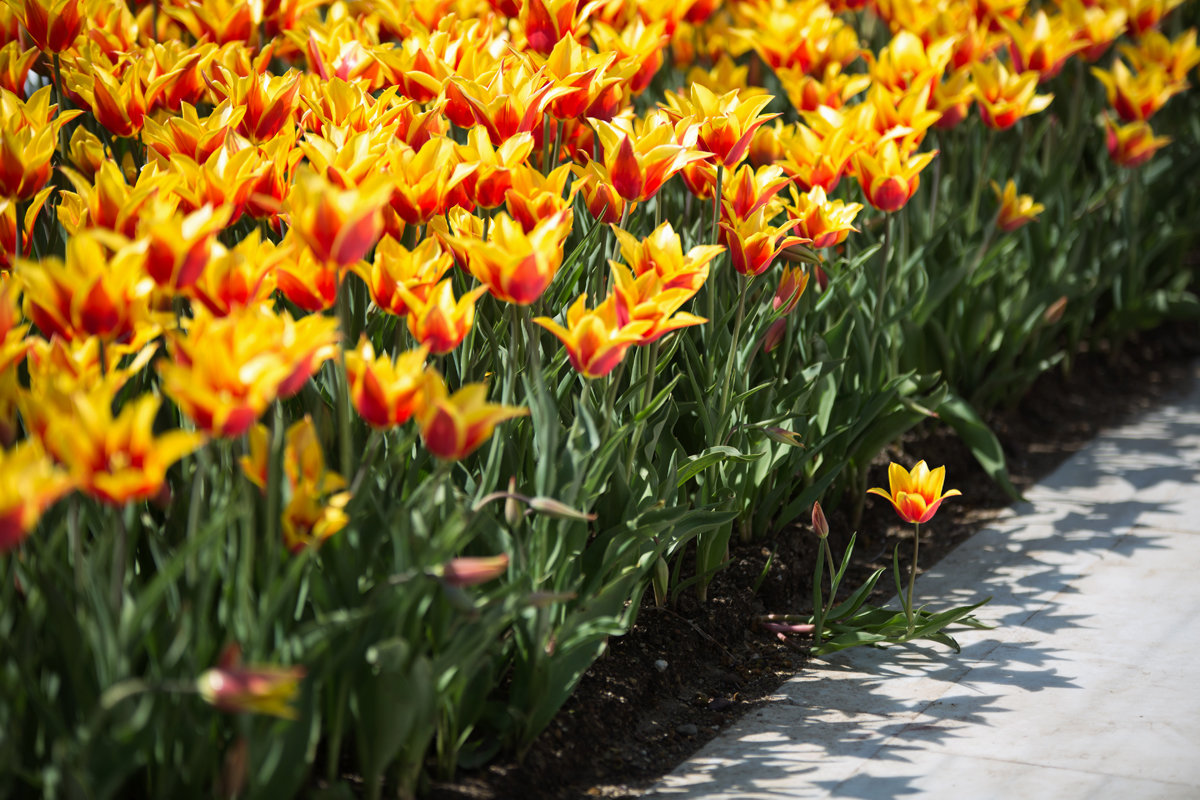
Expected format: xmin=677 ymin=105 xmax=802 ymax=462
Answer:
xmin=786 ymin=185 xmax=862 ymax=250
xmin=198 ymin=662 xmax=306 ymax=720
xmin=354 ymin=236 xmax=453 ymax=317
xmin=588 ymin=18 xmax=668 ymax=94
xmin=1000 ymin=10 xmax=1088 ymax=82
xmin=17 ymin=231 xmax=161 ymax=343
xmin=853 ymin=139 xmax=937 ymax=213
xmin=0 ymin=440 xmax=72 ymax=551
xmin=416 ymin=371 xmax=528 ymax=461
xmin=867 ymin=460 xmax=961 ymax=524
xmin=343 ymin=337 xmax=429 ymax=429
xmin=44 ymin=388 xmax=205 ymax=506
xmin=160 ymin=306 xmax=339 ymax=437
xmin=14 ymin=0 xmax=84 ymax=52
xmin=140 ymin=203 xmax=231 ymax=290
xmin=661 ymin=84 xmax=779 ymax=169
xmin=401 ymin=279 xmax=488 ymax=355
xmin=0 ymin=86 xmax=80 ymax=200
xmin=535 ymin=293 xmax=651 ymax=379
xmin=0 ymin=42 xmax=39 ymax=96
xmin=971 ymin=59 xmax=1054 ymax=131
xmin=1104 ymin=117 xmax=1171 ymax=168
xmin=612 ymin=221 xmax=721 ymax=294
xmin=186 ymin=232 xmax=281 ymax=316
xmin=609 ymin=264 xmax=707 ymax=345
xmin=1091 ymin=59 xmax=1186 ymax=123
xmin=441 ymin=554 xmax=510 ymax=587
xmin=720 ymin=210 xmax=807 ymax=277
xmin=772 ymin=265 xmax=810 ymax=315
xmin=992 ymin=179 xmax=1045 ymax=233
xmin=287 ymin=168 xmax=393 ymax=268
xmin=209 ymin=68 xmax=302 ymax=143
xmin=1120 ymin=29 xmax=1200 ymax=83
xmin=464 ymin=208 xmax=572 ymax=306
xmin=593 ymin=115 xmax=710 ymax=203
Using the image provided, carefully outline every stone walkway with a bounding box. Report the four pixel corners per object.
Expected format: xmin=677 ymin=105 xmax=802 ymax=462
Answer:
xmin=649 ymin=362 xmax=1200 ymax=799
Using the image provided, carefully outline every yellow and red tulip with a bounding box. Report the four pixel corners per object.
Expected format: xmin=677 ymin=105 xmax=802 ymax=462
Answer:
xmin=416 ymin=371 xmax=528 ymax=461
xmin=535 ymin=292 xmax=650 ymax=378
xmin=0 ymin=439 xmax=72 ymax=551
xmin=786 ymin=184 xmax=862 ymax=250
xmin=43 ymin=387 xmax=204 ymax=506
xmin=343 ymin=337 xmax=430 ymax=429
xmin=1104 ymin=116 xmax=1171 ymax=168
xmin=286 ymin=167 xmax=393 ymax=268
xmin=401 ymin=279 xmax=488 ymax=355
xmin=463 ymin=208 xmax=572 ymax=306
xmin=992 ymin=179 xmax=1045 ymax=232
xmin=867 ymin=460 xmax=961 ymax=524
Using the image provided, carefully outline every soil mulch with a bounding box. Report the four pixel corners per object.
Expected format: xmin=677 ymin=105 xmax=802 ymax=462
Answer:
xmin=430 ymin=319 xmax=1200 ymax=800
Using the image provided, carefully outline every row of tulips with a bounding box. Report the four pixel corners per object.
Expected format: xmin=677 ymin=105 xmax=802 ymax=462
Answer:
xmin=2 ymin=0 xmax=1198 ymax=795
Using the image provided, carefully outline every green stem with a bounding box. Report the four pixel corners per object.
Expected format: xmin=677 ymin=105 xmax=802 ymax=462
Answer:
xmin=336 ymin=272 xmax=356 ymax=478
xmin=109 ymin=506 xmax=128 ymax=613
xmin=624 ymin=338 xmax=661 ymax=480
xmin=717 ymin=273 xmax=748 ymax=429
xmin=967 ymin=134 xmax=993 ymax=236
xmin=906 ymin=522 xmax=921 ymax=636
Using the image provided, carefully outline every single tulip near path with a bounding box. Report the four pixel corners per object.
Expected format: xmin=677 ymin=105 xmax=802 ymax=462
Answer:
xmin=757 ymin=461 xmax=990 ymax=655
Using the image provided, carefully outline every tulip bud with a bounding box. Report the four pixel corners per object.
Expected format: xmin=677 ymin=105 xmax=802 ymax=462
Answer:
xmin=504 ymin=477 xmax=523 ymax=528
xmin=441 ymin=554 xmax=510 ymax=587
xmin=812 ymin=501 xmax=829 ymax=539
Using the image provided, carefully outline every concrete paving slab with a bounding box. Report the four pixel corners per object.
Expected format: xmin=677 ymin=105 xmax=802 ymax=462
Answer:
xmin=650 ymin=364 xmax=1200 ymax=799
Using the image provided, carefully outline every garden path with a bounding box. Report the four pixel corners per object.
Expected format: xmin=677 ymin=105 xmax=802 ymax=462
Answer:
xmin=649 ymin=362 xmax=1200 ymax=800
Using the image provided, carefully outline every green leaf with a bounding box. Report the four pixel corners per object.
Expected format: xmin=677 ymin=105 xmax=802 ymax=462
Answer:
xmin=676 ymin=446 xmax=762 ymax=487
xmin=937 ymin=392 xmax=1023 ymax=501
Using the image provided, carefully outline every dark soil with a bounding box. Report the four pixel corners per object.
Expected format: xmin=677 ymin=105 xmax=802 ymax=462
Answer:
xmin=429 ymin=319 xmax=1200 ymax=800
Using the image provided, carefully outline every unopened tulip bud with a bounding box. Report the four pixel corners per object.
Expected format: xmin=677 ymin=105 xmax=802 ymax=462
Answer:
xmin=812 ymin=501 xmax=829 ymax=539
xmin=441 ymin=554 xmax=510 ymax=587
xmin=504 ymin=477 xmax=522 ymax=528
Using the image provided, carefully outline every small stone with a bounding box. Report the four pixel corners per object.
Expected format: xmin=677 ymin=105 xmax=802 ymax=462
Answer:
xmin=653 ymin=659 xmax=669 ymax=672
xmin=676 ymin=723 xmax=699 ymax=737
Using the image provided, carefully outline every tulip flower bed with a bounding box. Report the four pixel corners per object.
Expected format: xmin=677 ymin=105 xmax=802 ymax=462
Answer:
xmin=1 ymin=0 xmax=1198 ymax=795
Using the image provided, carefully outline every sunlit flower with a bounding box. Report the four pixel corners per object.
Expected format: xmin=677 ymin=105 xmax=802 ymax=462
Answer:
xmin=13 ymin=0 xmax=84 ymax=52
xmin=609 ymin=263 xmax=707 ymax=344
xmin=463 ymin=208 xmax=572 ymax=305
xmin=343 ymin=337 xmax=429 ymax=429
xmin=0 ymin=86 xmax=80 ymax=200
xmin=852 ymin=139 xmax=937 ymax=213
xmin=971 ymin=59 xmax=1054 ymax=130
xmin=1104 ymin=116 xmax=1171 ymax=168
xmin=186 ymin=231 xmax=281 ymax=316
xmin=287 ymin=168 xmax=393 ymax=268
xmin=17 ymin=231 xmax=160 ymax=343
xmin=867 ymin=460 xmax=961 ymax=524
xmin=661 ymin=84 xmax=779 ymax=169
xmin=720 ymin=209 xmax=807 ymax=277
xmin=416 ymin=371 xmax=528 ymax=461
xmin=457 ymin=128 xmax=534 ymax=210
xmin=786 ymin=185 xmax=862 ymax=250
xmin=208 ymin=67 xmax=302 ymax=143
xmin=1120 ymin=28 xmax=1200 ymax=82
xmin=160 ymin=307 xmax=339 ymax=437
xmin=612 ymin=221 xmax=721 ymax=294
xmin=0 ymin=439 xmax=72 ymax=551
xmin=140 ymin=202 xmax=231 ymax=290
xmin=535 ymin=292 xmax=650 ymax=378
xmin=354 ymin=236 xmax=453 ymax=317
xmin=44 ymin=387 xmax=204 ymax=505
xmin=1000 ymin=9 xmax=1088 ymax=81
xmin=0 ymin=187 xmax=53 ymax=271
xmin=992 ymin=179 xmax=1045 ymax=232
xmin=593 ymin=115 xmax=709 ymax=203
xmin=402 ymin=279 xmax=488 ymax=354
xmin=1091 ymin=59 xmax=1187 ymax=122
